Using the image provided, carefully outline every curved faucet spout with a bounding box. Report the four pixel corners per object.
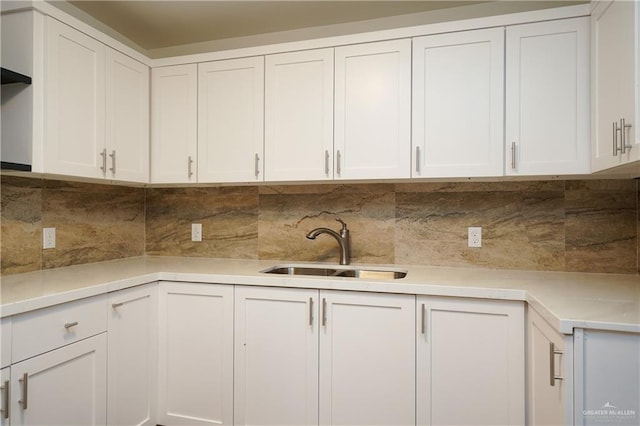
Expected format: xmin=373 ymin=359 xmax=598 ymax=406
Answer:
xmin=306 ymin=220 xmax=351 ymax=265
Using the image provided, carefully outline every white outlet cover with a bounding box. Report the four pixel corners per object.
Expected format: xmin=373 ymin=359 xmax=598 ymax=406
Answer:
xmin=468 ymin=227 xmax=482 ymax=248
xmin=43 ymin=227 xmax=56 ymax=249
xmin=192 ymin=223 xmax=202 ymax=242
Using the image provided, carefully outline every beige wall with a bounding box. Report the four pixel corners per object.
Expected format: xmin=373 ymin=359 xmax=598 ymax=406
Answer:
xmin=1 ymin=176 xmax=638 ymax=276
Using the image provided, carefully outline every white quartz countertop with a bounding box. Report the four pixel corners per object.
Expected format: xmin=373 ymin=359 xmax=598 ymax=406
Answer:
xmin=1 ymin=256 xmax=639 ymax=334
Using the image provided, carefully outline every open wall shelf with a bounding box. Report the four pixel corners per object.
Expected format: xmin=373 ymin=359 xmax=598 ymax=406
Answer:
xmin=1 ymin=67 xmax=32 ymax=85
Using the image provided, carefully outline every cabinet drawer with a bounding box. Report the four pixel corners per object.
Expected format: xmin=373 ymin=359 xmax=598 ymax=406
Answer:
xmin=12 ymin=294 xmax=107 ymax=362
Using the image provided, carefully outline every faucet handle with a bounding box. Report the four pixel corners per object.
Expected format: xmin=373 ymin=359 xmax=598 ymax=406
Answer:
xmin=335 ymin=218 xmax=347 ymax=230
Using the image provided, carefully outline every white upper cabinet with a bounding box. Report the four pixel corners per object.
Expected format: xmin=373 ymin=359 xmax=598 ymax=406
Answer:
xmin=591 ymin=0 xmax=639 ymax=172
xmin=334 ymin=39 xmax=411 ymax=180
xmin=45 ymin=18 xmax=149 ymax=182
xmin=264 ymin=48 xmax=334 ymax=181
xmin=151 ymin=64 xmax=198 ymax=183
xmin=106 ymin=48 xmax=149 ymax=183
xmin=45 ymin=17 xmax=106 ymax=179
xmin=505 ymin=17 xmax=590 ymax=176
xmin=198 ymin=57 xmax=264 ymax=183
xmin=412 ymin=28 xmax=504 ymax=178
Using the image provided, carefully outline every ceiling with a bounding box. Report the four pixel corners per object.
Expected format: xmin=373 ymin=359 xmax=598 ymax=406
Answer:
xmin=63 ymin=0 xmax=586 ymax=52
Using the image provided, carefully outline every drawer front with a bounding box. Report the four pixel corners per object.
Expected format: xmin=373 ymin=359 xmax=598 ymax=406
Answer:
xmin=1 ymin=317 xmax=11 ymax=368
xmin=12 ymin=294 xmax=107 ymax=362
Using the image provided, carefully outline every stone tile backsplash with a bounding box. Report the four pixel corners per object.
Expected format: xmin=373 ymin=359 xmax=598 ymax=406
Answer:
xmin=1 ymin=176 xmax=638 ymax=275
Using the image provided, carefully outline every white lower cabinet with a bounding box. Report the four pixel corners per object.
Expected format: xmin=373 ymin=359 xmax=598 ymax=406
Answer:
xmin=1 ymin=368 xmax=9 ymax=426
xmin=320 ymin=291 xmax=415 ymax=426
xmin=10 ymin=334 xmax=107 ymax=426
xmin=234 ymin=287 xmax=415 ymax=426
xmin=527 ymin=306 xmax=573 ymax=425
xmin=417 ymin=296 xmax=525 ymax=425
xmin=157 ymin=282 xmax=234 ymax=425
xmin=107 ymin=284 xmax=158 ymax=426
xmin=234 ymin=286 xmax=319 ymax=425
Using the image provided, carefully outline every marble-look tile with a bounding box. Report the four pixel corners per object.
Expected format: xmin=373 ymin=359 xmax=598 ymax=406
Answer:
xmin=0 ymin=176 xmax=42 ymax=275
xmin=395 ymin=180 xmax=564 ymax=193
xmin=146 ymin=186 xmax=258 ymax=258
xmin=396 ymin=187 xmax=565 ymax=270
xmin=565 ymin=180 xmax=637 ymax=274
xmin=41 ymin=180 xmax=145 ymax=269
xmin=259 ymin=185 xmax=395 ymax=264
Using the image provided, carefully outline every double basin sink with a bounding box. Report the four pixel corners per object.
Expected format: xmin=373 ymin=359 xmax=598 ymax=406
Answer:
xmin=261 ymin=265 xmax=407 ymax=280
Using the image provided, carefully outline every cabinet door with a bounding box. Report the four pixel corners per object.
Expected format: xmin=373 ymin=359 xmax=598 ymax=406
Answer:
xmin=234 ymin=286 xmax=319 ymax=425
xmin=198 ymin=57 xmax=264 ymax=183
xmin=45 ymin=17 xmax=106 ymax=179
xmin=505 ymin=17 xmax=590 ymax=175
xmin=151 ymin=64 xmax=197 ymax=183
xmin=1 ymin=367 xmax=8 ymax=426
xmin=591 ymin=0 xmax=639 ymax=171
xmin=10 ymin=334 xmax=107 ymax=426
xmin=413 ymin=28 xmax=504 ymax=178
xmin=417 ymin=296 xmax=524 ymax=426
xmin=106 ymin=48 xmax=149 ymax=183
xmin=158 ymin=282 xmax=233 ymax=426
xmin=265 ymin=48 xmax=334 ymax=181
xmin=334 ymin=39 xmax=411 ymax=179
xmin=0 ymin=318 xmax=10 ymax=369
xmin=527 ymin=306 xmax=572 ymax=425
xmin=319 ymin=291 xmax=415 ymax=425
xmin=107 ymin=284 xmax=158 ymax=426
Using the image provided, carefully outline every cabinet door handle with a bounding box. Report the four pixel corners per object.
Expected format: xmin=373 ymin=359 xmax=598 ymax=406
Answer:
xmin=549 ymin=342 xmax=564 ymax=386
xmin=420 ymin=303 xmax=426 ymax=335
xmin=621 ymin=118 xmax=633 ymax=154
xmin=109 ymin=150 xmax=116 ymax=174
xmin=511 ymin=142 xmax=516 ymax=170
xmin=254 ymin=153 xmax=260 ymax=178
xmin=415 ymin=146 xmax=421 ymax=174
xmin=112 ymin=302 xmax=124 ymax=309
xmin=613 ymin=121 xmax=620 ymax=156
xmin=324 ymin=150 xmax=330 ymax=175
xmin=100 ymin=148 xmax=107 ymax=173
xmin=64 ymin=321 xmax=78 ymax=329
xmin=18 ymin=373 xmax=28 ymax=410
xmin=188 ymin=156 xmax=194 ymax=179
xmin=309 ymin=297 xmax=314 ymax=326
xmin=322 ymin=298 xmax=327 ymax=326
xmin=1 ymin=379 xmax=8 ymax=419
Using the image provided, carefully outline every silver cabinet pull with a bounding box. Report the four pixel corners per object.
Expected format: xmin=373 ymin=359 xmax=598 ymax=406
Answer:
xmin=309 ymin=297 xmax=314 ymax=326
xmin=109 ymin=150 xmax=116 ymax=174
xmin=415 ymin=146 xmax=421 ymax=174
xmin=621 ymin=118 xmax=633 ymax=154
xmin=1 ymin=379 xmax=9 ymax=419
xmin=324 ymin=150 xmax=330 ymax=175
xmin=188 ymin=156 xmax=194 ymax=179
xmin=100 ymin=148 xmax=107 ymax=173
xmin=18 ymin=373 xmax=28 ymax=410
xmin=321 ymin=298 xmax=327 ymax=327
xmin=420 ymin=303 xmax=426 ymax=335
xmin=336 ymin=150 xmax=341 ymax=176
xmin=511 ymin=142 xmax=516 ymax=170
xmin=254 ymin=153 xmax=260 ymax=178
xmin=112 ymin=302 xmax=124 ymax=309
xmin=64 ymin=321 xmax=78 ymax=329
xmin=549 ymin=342 xmax=564 ymax=386
xmin=613 ymin=121 xmax=620 ymax=156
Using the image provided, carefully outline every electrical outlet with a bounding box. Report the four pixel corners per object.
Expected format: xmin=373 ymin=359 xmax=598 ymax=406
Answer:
xmin=468 ymin=227 xmax=482 ymax=248
xmin=192 ymin=223 xmax=202 ymax=242
xmin=43 ymin=227 xmax=56 ymax=249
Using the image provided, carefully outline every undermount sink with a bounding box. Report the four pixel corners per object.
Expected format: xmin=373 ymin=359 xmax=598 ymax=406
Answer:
xmin=261 ymin=265 xmax=407 ymax=280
